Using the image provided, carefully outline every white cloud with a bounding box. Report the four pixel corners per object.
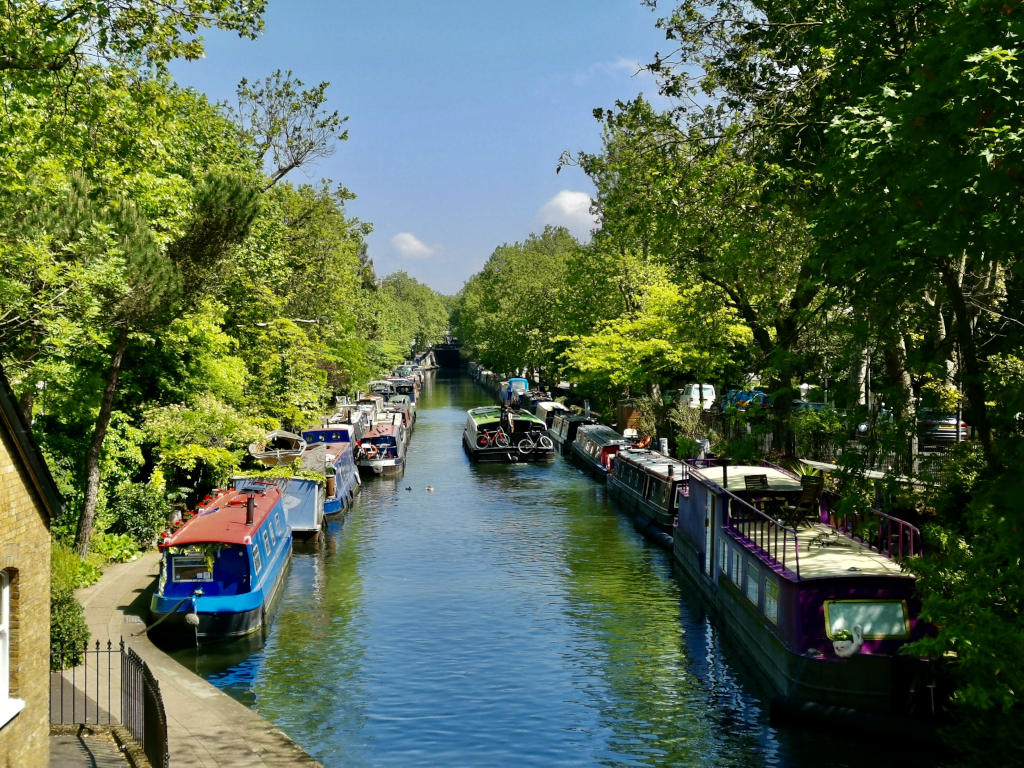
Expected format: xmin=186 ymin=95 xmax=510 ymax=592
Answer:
xmin=537 ymin=190 xmax=597 ymax=240
xmin=573 ymin=57 xmax=648 ymax=86
xmin=391 ymin=232 xmax=438 ymax=260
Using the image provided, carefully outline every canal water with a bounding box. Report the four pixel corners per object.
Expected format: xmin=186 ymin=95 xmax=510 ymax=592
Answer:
xmin=170 ymin=373 xmax=930 ymax=767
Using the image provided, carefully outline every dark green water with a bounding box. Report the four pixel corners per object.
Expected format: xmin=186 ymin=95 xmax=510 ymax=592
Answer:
xmin=169 ymin=373 xmax=927 ymax=767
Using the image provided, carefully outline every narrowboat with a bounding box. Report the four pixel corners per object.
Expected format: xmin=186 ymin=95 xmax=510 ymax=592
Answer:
xmin=498 ymin=377 xmax=530 ymax=407
xmin=462 ymin=406 xmax=555 ymax=463
xmin=534 ymin=398 xmax=569 ymax=427
xmin=606 ymin=446 xmax=688 ymax=547
xmin=569 ymin=424 xmax=632 ymax=479
xmin=149 ymin=484 xmax=291 ymax=643
xmin=368 ymin=379 xmax=396 ymax=397
xmin=247 ymin=429 xmax=306 ymax=466
xmin=300 ymin=426 xmax=362 ymax=515
xmin=388 ymin=377 xmax=419 ymax=403
xmin=673 ymin=461 xmax=930 ymax=717
xmin=356 ymin=422 xmax=407 ymax=475
xmin=549 ymin=412 xmax=597 ymax=456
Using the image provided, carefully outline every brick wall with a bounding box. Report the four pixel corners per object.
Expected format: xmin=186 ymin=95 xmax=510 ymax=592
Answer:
xmin=0 ymin=427 xmax=51 ymax=768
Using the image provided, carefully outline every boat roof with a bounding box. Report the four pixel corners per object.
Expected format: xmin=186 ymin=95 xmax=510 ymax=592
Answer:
xmin=467 ymin=406 xmax=546 ymax=427
xmin=552 ymin=413 xmax=595 ymax=425
xmin=791 ymin=525 xmax=906 ymax=578
xmin=615 ymin=447 xmax=686 ymax=480
xmin=689 ymin=464 xmax=802 ymax=493
xmin=162 ymin=486 xmax=282 ymax=548
xmin=362 ymin=424 xmax=399 ymax=438
xmin=536 ymin=401 xmax=568 ymax=413
xmin=576 ymin=424 xmax=630 ymax=445
xmin=302 ymin=426 xmax=355 ymax=442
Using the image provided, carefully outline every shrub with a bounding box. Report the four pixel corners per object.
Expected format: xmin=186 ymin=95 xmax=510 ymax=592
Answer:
xmin=106 ymin=480 xmax=171 ymax=548
xmin=50 ymin=585 xmax=89 ymax=671
xmin=89 ymin=531 xmax=139 ymax=564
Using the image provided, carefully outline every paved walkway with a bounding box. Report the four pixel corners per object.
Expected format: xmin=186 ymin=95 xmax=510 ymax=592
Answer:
xmin=52 ymin=551 xmax=320 ymax=767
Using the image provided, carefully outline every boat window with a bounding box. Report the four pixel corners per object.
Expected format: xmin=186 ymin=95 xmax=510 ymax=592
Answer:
xmin=745 ymin=564 xmax=760 ymax=605
xmin=824 ymin=600 xmax=909 ymax=639
xmin=172 ymin=555 xmax=212 ymax=583
xmin=764 ymin=579 xmax=779 ymax=624
xmin=252 ymin=543 xmax=262 ymax=575
xmin=262 ymin=530 xmax=272 ymax=554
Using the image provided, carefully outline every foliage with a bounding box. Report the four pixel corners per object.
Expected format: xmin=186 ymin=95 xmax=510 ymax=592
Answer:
xmin=50 ymin=540 xmax=93 ymax=671
xmin=50 ymin=585 xmax=90 ymax=671
xmin=88 ymin=531 xmax=139 ymax=564
xmin=105 ymin=479 xmax=172 ymax=548
xmin=904 ymin=436 xmax=1024 ymax=764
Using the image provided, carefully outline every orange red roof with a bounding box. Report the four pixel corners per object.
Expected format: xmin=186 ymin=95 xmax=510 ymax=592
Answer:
xmin=161 ymin=486 xmax=282 ymax=548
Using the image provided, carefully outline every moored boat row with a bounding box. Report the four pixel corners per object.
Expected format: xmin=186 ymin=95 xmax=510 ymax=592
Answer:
xmin=465 ymin=357 xmax=937 ymax=723
xmin=149 ymin=362 xmax=433 ymax=645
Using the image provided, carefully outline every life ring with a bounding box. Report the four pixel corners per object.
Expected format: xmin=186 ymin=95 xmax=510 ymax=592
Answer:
xmin=361 ymin=443 xmax=378 ymax=459
xmin=637 ymin=435 xmax=652 ymax=449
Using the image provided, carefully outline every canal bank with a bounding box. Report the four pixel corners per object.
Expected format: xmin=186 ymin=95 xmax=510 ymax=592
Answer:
xmin=59 ymin=550 xmax=320 ymax=767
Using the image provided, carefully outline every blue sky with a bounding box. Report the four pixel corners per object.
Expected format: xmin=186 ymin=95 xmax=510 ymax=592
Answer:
xmin=170 ymin=1 xmax=671 ymax=295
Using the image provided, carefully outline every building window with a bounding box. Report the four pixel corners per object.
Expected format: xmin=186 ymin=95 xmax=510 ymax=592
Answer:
xmin=1 ymin=570 xmax=26 ymax=728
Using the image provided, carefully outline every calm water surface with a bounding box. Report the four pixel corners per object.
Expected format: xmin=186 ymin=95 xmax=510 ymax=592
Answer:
xmin=170 ymin=373 xmax=926 ymax=767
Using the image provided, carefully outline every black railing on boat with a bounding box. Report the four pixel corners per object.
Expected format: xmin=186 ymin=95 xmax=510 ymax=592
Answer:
xmin=826 ymin=507 xmax=922 ymax=562
xmin=722 ymin=491 xmax=802 ymax=579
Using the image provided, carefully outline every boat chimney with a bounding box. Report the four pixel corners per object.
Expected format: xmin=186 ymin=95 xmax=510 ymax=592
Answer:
xmin=659 ymin=437 xmax=669 ymax=455
xmin=667 ymin=464 xmax=674 ymax=478
xmin=721 ymin=458 xmax=729 ymax=490
xmin=584 ymin=399 xmax=590 ymax=419
xmin=245 ymin=495 xmax=255 ymax=526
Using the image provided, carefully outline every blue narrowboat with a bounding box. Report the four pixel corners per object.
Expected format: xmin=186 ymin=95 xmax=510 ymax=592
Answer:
xmin=149 ymin=484 xmax=292 ymax=643
xmin=673 ymin=461 xmax=933 ymax=718
xmin=300 ymin=426 xmax=362 ymax=515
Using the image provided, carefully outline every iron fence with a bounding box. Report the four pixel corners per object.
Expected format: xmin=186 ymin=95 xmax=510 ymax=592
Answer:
xmin=51 ymin=638 xmax=169 ymax=768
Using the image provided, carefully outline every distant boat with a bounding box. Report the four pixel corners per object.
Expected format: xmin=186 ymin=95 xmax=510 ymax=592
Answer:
xmin=248 ymin=430 xmax=306 ymax=467
xmin=462 ymin=406 xmax=554 ymax=463
xmin=300 ymin=426 xmax=362 ymax=516
xmin=149 ymin=484 xmax=291 ymax=643
xmin=569 ymin=424 xmax=632 ymax=479
xmin=549 ymin=412 xmax=597 ymax=456
xmin=356 ymin=422 xmax=407 ymax=475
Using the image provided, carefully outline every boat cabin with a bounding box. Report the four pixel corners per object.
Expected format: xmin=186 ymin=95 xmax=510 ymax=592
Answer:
xmin=570 ymin=424 xmax=632 ymax=477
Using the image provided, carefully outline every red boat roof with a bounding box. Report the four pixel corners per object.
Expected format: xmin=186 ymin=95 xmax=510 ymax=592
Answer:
xmin=161 ymin=486 xmax=282 ymax=548
xmin=362 ymin=424 xmax=398 ymax=439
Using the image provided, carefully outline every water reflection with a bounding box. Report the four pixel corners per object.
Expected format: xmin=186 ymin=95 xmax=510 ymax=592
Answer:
xmin=165 ymin=374 xmax=939 ymax=767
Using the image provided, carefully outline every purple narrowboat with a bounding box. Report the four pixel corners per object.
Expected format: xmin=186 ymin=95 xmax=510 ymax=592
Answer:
xmin=673 ymin=460 xmax=932 ymax=717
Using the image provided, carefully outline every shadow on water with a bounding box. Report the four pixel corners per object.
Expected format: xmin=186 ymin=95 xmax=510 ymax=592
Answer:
xmin=162 ymin=372 xmax=951 ymax=767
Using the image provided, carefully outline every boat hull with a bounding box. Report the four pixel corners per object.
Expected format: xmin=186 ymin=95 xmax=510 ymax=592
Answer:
xmin=149 ymin=546 xmax=291 ymax=645
xmin=606 ymin=474 xmax=674 ymax=546
xmin=462 ymin=431 xmax=555 ymax=463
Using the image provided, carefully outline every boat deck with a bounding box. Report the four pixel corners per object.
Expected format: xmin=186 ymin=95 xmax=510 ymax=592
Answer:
xmin=792 ymin=523 xmax=905 ymax=578
xmin=692 ymin=464 xmax=907 ymax=580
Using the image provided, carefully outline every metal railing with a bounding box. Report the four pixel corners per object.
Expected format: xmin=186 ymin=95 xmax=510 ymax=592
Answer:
xmin=51 ymin=639 xmax=169 ymax=768
xmin=723 ymin=492 xmax=801 ymax=578
xmin=826 ymin=508 xmax=923 ymax=562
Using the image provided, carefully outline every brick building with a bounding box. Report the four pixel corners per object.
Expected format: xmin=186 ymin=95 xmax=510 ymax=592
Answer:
xmin=0 ymin=370 xmax=62 ymax=767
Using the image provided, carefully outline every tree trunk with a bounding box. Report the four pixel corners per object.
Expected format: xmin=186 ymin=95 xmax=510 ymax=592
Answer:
xmin=941 ymin=263 xmax=996 ymax=470
xmin=75 ymin=329 xmax=128 ymax=558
